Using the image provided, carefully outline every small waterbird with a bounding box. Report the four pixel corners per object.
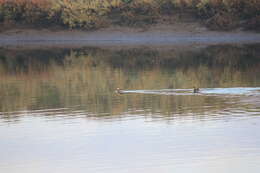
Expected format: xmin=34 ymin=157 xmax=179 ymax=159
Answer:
xmin=193 ymin=87 xmax=200 ymax=93
xmin=115 ymin=88 xmax=124 ymax=94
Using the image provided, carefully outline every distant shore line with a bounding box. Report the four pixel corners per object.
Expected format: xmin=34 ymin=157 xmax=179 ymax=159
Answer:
xmin=1 ymin=25 xmax=260 ymax=48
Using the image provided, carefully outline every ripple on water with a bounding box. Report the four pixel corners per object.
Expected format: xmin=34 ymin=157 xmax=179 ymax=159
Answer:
xmin=122 ymin=87 xmax=260 ymax=96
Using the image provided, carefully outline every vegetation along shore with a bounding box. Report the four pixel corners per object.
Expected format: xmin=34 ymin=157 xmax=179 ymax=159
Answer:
xmin=0 ymin=0 xmax=259 ymax=32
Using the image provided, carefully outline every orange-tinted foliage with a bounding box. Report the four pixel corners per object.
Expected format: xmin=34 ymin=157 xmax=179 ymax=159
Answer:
xmin=0 ymin=0 xmax=259 ymax=30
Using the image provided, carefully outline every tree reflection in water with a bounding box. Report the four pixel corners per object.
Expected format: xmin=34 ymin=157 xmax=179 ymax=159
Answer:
xmin=0 ymin=44 xmax=260 ymax=121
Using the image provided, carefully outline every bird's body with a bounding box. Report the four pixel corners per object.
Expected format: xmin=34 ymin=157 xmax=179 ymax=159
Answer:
xmin=115 ymin=88 xmax=123 ymax=94
xmin=193 ymin=87 xmax=200 ymax=93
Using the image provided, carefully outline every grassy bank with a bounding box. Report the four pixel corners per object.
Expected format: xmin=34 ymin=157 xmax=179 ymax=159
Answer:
xmin=0 ymin=0 xmax=260 ymax=31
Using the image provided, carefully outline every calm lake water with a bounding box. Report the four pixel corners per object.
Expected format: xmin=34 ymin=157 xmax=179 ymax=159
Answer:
xmin=1 ymin=44 xmax=260 ymax=173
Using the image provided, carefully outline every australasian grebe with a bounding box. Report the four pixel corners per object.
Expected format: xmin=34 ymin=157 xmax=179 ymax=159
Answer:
xmin=115 ymin=88 xmax=123 ymax=94
xmin=193 ymin=87 xmax=200 ymax=93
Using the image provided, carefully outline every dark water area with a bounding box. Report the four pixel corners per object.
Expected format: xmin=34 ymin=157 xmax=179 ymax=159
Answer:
xmin=0 ymin=44 xmax=260 ymax=173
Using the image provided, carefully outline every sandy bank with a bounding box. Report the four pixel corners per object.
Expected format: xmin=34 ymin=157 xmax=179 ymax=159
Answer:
xmin=1 ymin=24 xmax=260 ymax=48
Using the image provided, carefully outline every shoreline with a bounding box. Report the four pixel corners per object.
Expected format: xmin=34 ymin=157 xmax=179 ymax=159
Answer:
xmin=1 ymin=24 xmax=260 ymax=48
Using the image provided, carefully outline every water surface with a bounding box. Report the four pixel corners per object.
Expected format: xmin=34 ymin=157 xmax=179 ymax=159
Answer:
xmin=1 ymin=44 xmax=260 ymax=173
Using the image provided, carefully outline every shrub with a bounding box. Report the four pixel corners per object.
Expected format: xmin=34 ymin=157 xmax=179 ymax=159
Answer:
xmin=225 ymin=0 xmax=260 ymax=18
xmin=54 ymin=0 xmax=110 ymax=29
xmin=199 ymin=0 xmax=260 ymax=30
xmin=196 ymin=0 xmax=226 ymax=19
xmin=0 ymin=0 xmax=52 ymax=24
xmin=0 ymin=0 xmax=259 ymax=30
xmin=110 ymin=0 xmax=160 ymax=26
